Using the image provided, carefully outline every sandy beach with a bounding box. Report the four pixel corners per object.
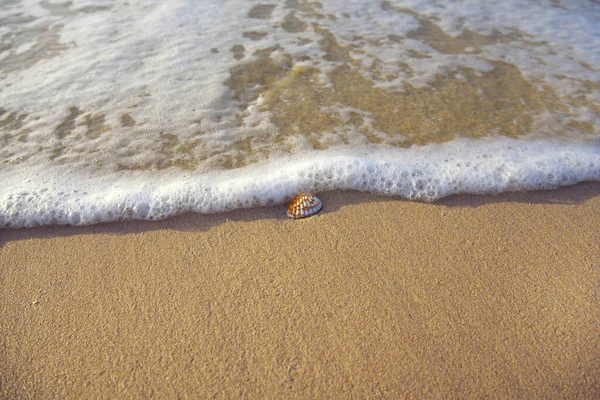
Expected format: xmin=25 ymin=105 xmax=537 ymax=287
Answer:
xmin=1 ymin=183 xmax=599 ymax=398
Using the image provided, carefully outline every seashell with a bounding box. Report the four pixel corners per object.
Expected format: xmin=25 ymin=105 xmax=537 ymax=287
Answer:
xmin=287 ymin=192 xmax=323 ymax=219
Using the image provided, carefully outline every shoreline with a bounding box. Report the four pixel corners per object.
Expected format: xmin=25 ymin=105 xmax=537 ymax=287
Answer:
xmin=3 ymin=135 xmax=600 ymax=229
xmin=2 ymin=183 xmax=600 ymax=397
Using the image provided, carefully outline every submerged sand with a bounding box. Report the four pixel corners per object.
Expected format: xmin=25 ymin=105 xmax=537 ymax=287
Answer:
xmin=1 ymin=183 xmax=599 ymax=398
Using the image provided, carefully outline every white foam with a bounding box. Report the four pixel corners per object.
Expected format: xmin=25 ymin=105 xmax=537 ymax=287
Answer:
xmin=334 ymin=0 xmax=600 ymax=113
xmin=1 ymin=137 xmax=599 ymax=227
xmin=1 ymin=0 xmax=600 ymax=227
xmin=2 ymin=0 xmax=598 ymax=165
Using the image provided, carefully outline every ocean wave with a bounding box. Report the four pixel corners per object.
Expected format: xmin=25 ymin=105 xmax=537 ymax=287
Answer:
xmin=1 ymin=137 xmax=599 ymax=227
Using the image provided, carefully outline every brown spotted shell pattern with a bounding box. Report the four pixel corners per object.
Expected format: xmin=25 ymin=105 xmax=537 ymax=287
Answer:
xmin=287 ymin=192 xmax=323 ymax=219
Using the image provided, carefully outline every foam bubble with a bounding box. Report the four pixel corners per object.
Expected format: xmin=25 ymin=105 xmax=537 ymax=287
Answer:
xmin=1 ymin=137 xmax=599 ymax=228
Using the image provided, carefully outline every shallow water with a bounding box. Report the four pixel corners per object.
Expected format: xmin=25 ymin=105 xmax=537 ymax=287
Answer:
xmin=1 ymin=0 xmax=599 ymax=227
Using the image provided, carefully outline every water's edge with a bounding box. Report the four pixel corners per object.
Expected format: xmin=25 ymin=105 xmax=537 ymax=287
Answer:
xmin=2 ymin=137 xmax=599 ymax=228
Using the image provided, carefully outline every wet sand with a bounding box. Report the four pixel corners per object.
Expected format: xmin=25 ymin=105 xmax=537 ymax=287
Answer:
xmin=1 ymin=183 xmax=599 ymax=398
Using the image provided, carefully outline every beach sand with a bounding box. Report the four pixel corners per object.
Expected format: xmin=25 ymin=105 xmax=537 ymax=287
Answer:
xmin=1 ymin=183 xmax=599 ymax=398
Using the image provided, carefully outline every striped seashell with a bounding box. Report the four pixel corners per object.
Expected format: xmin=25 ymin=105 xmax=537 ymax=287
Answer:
xmin=287 ymin=192 xmax=323 ymax=219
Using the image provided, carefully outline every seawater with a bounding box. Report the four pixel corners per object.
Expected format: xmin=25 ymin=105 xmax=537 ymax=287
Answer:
xmin=1 ymin=0 xmax=599 ymax=227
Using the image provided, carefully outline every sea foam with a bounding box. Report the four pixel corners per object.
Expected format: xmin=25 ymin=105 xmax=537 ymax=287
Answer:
xmin=1 ymin=0 xmax=599 ymax=228
xmin=1 ymin=137 xmax=598 ymax=227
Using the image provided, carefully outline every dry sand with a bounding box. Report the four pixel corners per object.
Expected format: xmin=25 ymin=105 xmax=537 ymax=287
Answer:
xmin=1 ymin=183 xmax=599 ymax=398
